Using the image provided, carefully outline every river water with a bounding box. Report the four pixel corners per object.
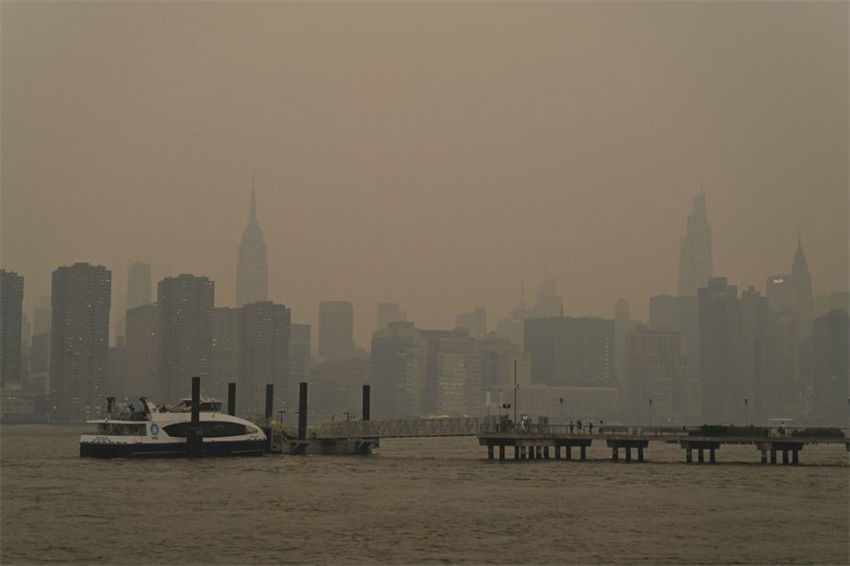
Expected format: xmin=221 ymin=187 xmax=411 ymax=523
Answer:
xmin=1 ymin=425 xmax=847 ymax=564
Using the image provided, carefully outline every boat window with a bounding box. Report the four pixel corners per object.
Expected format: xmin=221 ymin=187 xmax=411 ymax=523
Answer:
xmin=96 ymin=423 xmax=146 ymax=436
xmin=163 ymin=421 xmax=248 ymax=438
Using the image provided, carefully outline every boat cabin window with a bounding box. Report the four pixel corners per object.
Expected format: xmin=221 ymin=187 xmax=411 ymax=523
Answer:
xmin=97 ymin=423 xmax=146 ymax=436
xmin=163 ymin=421 xmax=248 ymax=438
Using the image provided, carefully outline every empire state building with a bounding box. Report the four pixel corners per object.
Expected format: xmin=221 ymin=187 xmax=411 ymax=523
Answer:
xmin=236 ymin=181 xmax=268 ymax=307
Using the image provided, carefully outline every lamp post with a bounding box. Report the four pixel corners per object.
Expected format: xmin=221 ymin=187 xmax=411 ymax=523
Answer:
xmin=744 ymin=398 xmax=749 ymax=427
xmin=649 ymin=398 xmax=653 ymax=428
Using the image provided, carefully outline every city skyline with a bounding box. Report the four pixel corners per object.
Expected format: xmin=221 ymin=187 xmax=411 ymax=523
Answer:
xmin=2 ymin=3 xmax=847 ymax=349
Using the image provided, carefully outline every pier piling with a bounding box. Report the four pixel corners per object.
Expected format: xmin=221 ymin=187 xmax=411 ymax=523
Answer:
xmin=362 ymin=385 xmax=371 ymax=421
xmin=227 ymin=382 xmax=236 ymax=416
xmin=265 ymin=384 xmax=274 ymax=420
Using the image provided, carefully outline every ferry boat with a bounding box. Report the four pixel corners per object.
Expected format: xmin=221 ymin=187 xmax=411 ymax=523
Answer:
xmin=79 ymin=397 xmax=267 ymax=458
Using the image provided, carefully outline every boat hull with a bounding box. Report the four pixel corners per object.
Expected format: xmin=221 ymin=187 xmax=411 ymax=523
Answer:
xmin=80 ymin=439 xmax=267 ymax=458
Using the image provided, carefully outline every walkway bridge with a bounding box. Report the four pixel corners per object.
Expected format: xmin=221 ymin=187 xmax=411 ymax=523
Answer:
xmin=313 ymin=416 xmax=497 ymax=439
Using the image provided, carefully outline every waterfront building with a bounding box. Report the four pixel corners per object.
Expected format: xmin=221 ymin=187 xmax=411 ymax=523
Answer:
xmin=236 ymin=182 xmax=268 ymax=307
xmin=1 ymin=269 xmax=24 ymax=387
xmin=287 ymin=323 xmax=312 ymax=401
xmin=158 ymin=274 xmax=214 ymax=401
xmin=240 ymin=301 xmax=291 ymax=418
xmin=371 ymin=321 xmax=427 ymax=418
xmin=524 ymin=316 xmax=614 ymax=388
xmin=125 ymin=304 xmax=159 ymax=398
xmin=812 ymin=309 xmax=849 ymax=426
xmin=318 ymin=301 xmax=354 ymax=359
xmin=211 ymin=306 xmax=242 ymax=401
xmin=698 ymin=277 xmax=742 ymax=423
xmin=625 ymin=325 xmax=692 ymax=424
xmin=678 ymin=194 xmax=713 ymax=297
xmin=50 ymin=263 xmax=111 ymax=421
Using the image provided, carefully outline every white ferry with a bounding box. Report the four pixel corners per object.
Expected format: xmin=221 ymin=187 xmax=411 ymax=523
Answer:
xmin=79 ymin=397 xmax=267 ymax=458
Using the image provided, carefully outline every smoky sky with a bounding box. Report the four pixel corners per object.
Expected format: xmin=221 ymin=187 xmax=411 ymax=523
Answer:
xmin=2 ymin=2 xmax=847 ymax=347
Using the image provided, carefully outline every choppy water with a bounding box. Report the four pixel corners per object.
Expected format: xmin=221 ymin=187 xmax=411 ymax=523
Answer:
xmin=1 ymin=425 xmax=848 ymax=564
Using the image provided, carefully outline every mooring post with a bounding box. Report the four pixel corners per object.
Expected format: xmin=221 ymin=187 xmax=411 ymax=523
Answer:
xmin=686 ymin=447 xmax=693 ymax=463
xmin=580 ymin=445 xmax=586 ymax=460
xmin=362 ymin=385 xmax=371 ymax=421
xmin=487 ymin=445 xmax=494 ymax=460
xmin=227 ymin=382 xmax=236 ymax=416
xmin=187 ymin=376 xmax=203 ymax=457
xmin=698 ymin=449 xmax=704 ymax=463
xmin=638 ymin=447 xmax=644 ymax=462
xmin=709 ymin=448 xmax=716 ymax=464
xmin=265 ymin=384 xmax=274 ymax=420
xmin=298 ymin=382 xmax=308 ymax=441
xmin=499 ymin=445 xmax=505 ymax=461
xmin=792 ymin=449 xmax=799 ymax=465
xmin=770 ymin=448 xmax=777 ymax=465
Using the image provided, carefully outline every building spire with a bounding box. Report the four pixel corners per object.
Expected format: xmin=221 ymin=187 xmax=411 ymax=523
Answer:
xmin=250 ymin=171 xmax=257 ymax=225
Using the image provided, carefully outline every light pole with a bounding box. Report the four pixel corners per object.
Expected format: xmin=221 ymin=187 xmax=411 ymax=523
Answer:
xmin=744 ymin=398 xmax=749 ymax=427
xmin=513 ymin=359 xmax=518 ymax=425
xmin=648 ymin=398 xmax=653 ymax=428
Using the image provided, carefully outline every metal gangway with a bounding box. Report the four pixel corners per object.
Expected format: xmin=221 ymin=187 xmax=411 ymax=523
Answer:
xmin=313 ymin=416 xmax=497 ymax=439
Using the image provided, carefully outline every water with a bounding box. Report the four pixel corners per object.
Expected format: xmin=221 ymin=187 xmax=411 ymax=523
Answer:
xmin=2 ymin=425 xmax=848 ymax=564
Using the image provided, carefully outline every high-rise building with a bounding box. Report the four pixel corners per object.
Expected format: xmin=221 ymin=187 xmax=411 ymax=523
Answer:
xmin=698 ymin=277 xmax=741 ymax=423
xmin=739 ymin=287 xmax=769 ymax=419
xmin=236 ymin=182 xmax=268 ymax=307
xmin=287 ymin=323 xmax=312 ymax=399
xmin=1 ymin=269 xmax=24 ymax=387
xmin=455 ymin=306 xmax=487 ymax=339
xmin=813 ymin=291 xmax=849 ymax=318
xmin=318 ymin=301 xmax=354 ymax=359
xmin=524 ymin=317 xmax=614 ymax=387
xmin=766 ymin=235 xmax=813 ymax=335
xmin=32 ymin=295 xmax=51 ymax=336
xmin=125 ymin=304 xmax=159 ymax=398
xmin=624 ymin=325 xmax=692 ymax=424
xmin=127 ymin=261 xmax=152 ymax=310
xmin=649 ymin=295 xmax=678 ymax=331
xmin=371 ymin=321 xmax=427 ymax=418
xmin=240 ymin=301 xmax=291 ymax=418
xmin=50 ymin=263 xmax=111 ymax=421
xmin=613 ymin=299 xmax=632 ymax=387
xmin=812 ymin=309 xmax=849 ymax=426
xmin=678 ymin=194 xmax=713 ymax=297
xmin=377 ymin=302 xmax=403 ymax=331
xmin=211 ymin=307 xmax=242 ymax=402
xmin=29 ymin=332 xmax=50 ymax=395
xmin=158 ymin=274 xmax=214 ymax=401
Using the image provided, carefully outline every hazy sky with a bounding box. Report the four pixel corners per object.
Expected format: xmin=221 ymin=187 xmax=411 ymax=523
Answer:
xmin=2 ymin=2 xmax=847 ymax=347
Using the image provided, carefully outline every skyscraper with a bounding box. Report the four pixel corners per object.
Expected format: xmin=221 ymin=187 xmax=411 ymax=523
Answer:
xmin=697 ymin=277 xmax=741 ymax=423
xmin=125 ymin=304 xmax=159 ymax=398
xmin=126 ymin=261 xmax=152 ymax=310
xmin=241 ymin=301 xmax=291 ymax=417
xmin=50 ymin=263 xmax=111 ymax=421
xmin=371 ymin=321 xmax=426 ymax=418
xmin=524 ymin=316 xmax=615 ymax=387
xmin=318 ymin=301 xmax=354 ymax=359
xmin=1 ymin=269 xmax=24 ymax=387
xmin=158 ymin=274 xmax=214 ymax=401
xmin=455 ymin=306 xmax=487 ymax=339
xmin=236 ymin=181 xmax=268 ymax=307
xmin=766 ymin=235 xmax=813 ymax=334
xmin=812 ymin=309 xmax=849 ymax=426
xmin=678 ymin=194 xmax=713 ymax=297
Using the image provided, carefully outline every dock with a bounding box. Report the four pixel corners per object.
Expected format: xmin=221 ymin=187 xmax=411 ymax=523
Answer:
xmin=478 ymin=422 xmax=850 ymax=465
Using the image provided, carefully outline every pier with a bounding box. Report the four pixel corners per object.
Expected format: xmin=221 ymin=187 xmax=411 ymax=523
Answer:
xmin=477 ymin=421 xmax=849 ymax=465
